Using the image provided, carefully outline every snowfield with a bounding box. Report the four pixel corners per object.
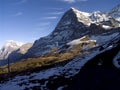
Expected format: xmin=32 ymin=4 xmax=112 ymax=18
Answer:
xmin=67 ymin=36 xmax=96 ymax=46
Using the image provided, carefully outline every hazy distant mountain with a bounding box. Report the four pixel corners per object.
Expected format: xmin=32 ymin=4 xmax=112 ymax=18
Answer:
xmin=8 ymin=43 xmax=33 ymax=63
xmin=0 ymin=42 xmax=33 ymax=66
xmin=0 ymin=40 xmax=23 ymax=60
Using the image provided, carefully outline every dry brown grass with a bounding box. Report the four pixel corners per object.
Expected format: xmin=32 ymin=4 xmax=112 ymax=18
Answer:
xmin=0 ymin=40 xmax=95 ymax=75
xmin=0 ymin=53 xmax=76 ymax=74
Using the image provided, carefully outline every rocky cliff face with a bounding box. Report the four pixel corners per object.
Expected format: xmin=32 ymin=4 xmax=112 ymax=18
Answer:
xmin=108 ymin=4 xmax=120 ymax=22
xmin=25 ymin=6 xmax=120 ymax=58
xmin=25 ymin=8 xmax=92 ymax=57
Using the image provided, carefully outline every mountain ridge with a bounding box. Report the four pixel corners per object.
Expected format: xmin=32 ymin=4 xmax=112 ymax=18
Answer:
xmin=25 ymin=5 xmax=120 ymax=58
xmin=108 ymin=4 xmax=120 ymax=22
xmin=0 ymin=41 xmax=33 ymax=66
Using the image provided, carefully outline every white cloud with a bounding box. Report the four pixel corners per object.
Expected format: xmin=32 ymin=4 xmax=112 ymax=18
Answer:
xmin=60 ymin=0 xmax=87 ymax=3
xmin=77 ymin=0 xmax=87 ymax=2
xmin=13 ymin=12 xmax=23 ymax=16
xmin=36 ymin=22 xmax=51 ymax=27
xmin=15 ymin=0 xmax=28 ymax=4
xmin=61 ymin=0 xmax=75 ymax=3
xmin=49 ymin=12 xmax=64 ymax=15
xmin=20 ymin=0 xmax=27 ymax=3
xmin=49 ymin=8 xmax=63 ymax=10
xmin=43 ymin=16 xmax=58 ymax=20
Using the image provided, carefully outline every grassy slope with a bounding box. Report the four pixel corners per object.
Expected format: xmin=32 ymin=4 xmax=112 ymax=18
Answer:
xmin=0 ymin=40 xmax=95 ymax=82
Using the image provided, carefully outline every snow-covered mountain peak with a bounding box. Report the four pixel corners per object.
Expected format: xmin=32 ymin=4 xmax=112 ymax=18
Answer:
xmin=69 ymin=7 xmax=119 ymax=27
xmin=70 ymin=7 xmax=91 ymax=16
xmin=90 ymin=11 xmax=110 ymax=23
xmin=68 ymin=8 xmax=91 ymax=26
xmin=69 ymin=8 xmax=118 ymax=27
xmin=0 ymin=42 xmax=33 ymax=66
xmin=70 ymin=7 xmax=77 ymax=11
xmin=0 ymin=40 xmax=24 ymax=60
xmin=53 ymin=7 xmax=91 ymax=33
xmin=4 ymin=40 xmax=23 ymax=49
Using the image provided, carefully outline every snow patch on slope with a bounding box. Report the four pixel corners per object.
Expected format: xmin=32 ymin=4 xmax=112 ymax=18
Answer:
xmin=102 ymin=25 xmax=112 ymax=29
xmin=71 ymin=7 xmax=91 ymax=26
xmin=90 ymin=11 xmax=110 ymax=23
xmin=4 ymin=40 xmax=23 ymax=48
xmin=67 ymin=36 xmax=96 ymax=46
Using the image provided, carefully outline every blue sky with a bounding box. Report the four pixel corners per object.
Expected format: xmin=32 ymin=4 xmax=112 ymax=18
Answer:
xmin=0 ymin=0 xmax=120 ymax=48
